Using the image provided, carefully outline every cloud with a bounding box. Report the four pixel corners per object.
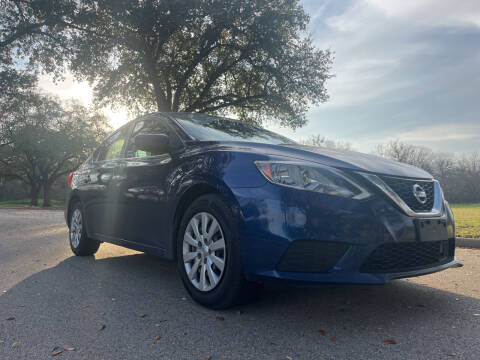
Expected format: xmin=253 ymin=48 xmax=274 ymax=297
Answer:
xmin=269 ymin=0 xmax=480 ymax=154
xmin=366 ymin=0 xmax=480 ymax=28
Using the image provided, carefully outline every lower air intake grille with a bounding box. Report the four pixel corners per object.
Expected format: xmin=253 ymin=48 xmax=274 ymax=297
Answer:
xmin=360 ymin=239 xmax=454 ymax=273
xmin=276 ymin=240 xmax=349 ymax=273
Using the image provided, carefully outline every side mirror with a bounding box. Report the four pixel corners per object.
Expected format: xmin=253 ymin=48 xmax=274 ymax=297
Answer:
xmin=133 ymin=133 xmax=170 ymax=154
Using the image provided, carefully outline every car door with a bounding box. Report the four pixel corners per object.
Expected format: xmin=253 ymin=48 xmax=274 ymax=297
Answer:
xmin=114 ymin=114 xmax=183 ymax=250
xmin=83 ymin=125 xmax=131 ymax=239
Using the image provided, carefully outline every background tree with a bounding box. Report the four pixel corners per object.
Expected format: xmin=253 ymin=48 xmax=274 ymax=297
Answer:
xmin=300 ymin=134 xmax=353 ymax=150
xmin=0 ymin=93 xmax=110 ymax=206
xmin=376 ymin=139 xmax=434 ymax=174
xmin=376 ymin=140 xmax=480 ymax=204
xmin=1 ymin=0 xmax=333 ymax=129
xmin=0 ymin=69 xmax=37 ymax=148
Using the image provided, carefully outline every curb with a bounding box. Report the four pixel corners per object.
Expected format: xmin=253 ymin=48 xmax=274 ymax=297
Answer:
xmin=456 ymin=237 xmax=480 ymax=249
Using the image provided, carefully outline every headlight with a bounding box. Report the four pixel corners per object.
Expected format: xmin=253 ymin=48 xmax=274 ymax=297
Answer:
xmin=255 ymin=161 xmax=371 ymax=199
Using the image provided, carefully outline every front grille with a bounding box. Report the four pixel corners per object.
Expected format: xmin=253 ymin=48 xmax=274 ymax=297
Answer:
xmin=360 ymin=239 xmax=454 ymax=273
xmin=380 ymin=176 xmax=434 ymax=212
xmin=276 ymin=240 xmax=350 ymax=273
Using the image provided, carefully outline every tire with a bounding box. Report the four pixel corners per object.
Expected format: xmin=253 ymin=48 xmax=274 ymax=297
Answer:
xmin=176 ymin=194 xmax=260 ymax=309
xmin=68 ymin=202 xmax=100 ymax=256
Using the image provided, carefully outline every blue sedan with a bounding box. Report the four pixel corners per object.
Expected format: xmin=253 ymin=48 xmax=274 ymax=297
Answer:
xmin=65 ymin=112 xmax=461 ymax=308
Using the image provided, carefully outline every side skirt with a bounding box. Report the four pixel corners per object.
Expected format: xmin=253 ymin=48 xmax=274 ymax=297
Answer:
xmin=92 ymin=233 xmax=168 ymax=258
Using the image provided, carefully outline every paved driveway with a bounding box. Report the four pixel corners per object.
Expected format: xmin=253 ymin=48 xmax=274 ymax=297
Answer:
xmin=0 ymin=209 xmax=479 ymax=359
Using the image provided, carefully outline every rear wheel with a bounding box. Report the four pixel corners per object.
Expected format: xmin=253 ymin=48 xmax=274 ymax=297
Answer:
xmin=69 ymin=203 xmax=100 ymax=256
xmin=176 ymin=194 xmax=260 ymax=309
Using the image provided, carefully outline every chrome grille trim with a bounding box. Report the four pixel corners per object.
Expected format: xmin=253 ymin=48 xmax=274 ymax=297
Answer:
xmin=360 ymin=173 xmax=444 ymax=217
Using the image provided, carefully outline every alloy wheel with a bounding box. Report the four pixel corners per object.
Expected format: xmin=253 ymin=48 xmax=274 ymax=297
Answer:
xmin=70 ymin=209 xmax=82 ymax=248
xmin=182 ymin=212 xmax=226 ymax=292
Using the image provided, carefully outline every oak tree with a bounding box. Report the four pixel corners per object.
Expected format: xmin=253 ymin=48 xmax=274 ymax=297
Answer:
xmin=1 ymin=0 xmax=333 ymax=128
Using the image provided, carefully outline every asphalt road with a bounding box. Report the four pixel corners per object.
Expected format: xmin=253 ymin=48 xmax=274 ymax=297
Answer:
xmin=1 ymin=209 xmax=479 ymax=360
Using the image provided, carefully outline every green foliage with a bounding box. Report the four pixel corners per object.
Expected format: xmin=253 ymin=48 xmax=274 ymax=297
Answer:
xmin=0 ymin=0 xmax=87 ymax=74
xmin=0 ymin=198 xmax=63 ymax=208
xmin=0 ymin=92 xmax=110 ymax=206
xmin=0 ymin=69 xmax=38 ymax=147
xmin=1 ymin=0 xmax=333 ymax=129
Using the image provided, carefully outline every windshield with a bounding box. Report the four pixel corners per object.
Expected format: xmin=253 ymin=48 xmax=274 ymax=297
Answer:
xmin=170 ymin=113 xmax=295 ymax=145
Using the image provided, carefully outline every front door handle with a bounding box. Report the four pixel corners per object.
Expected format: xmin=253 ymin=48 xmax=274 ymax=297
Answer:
xmin=100 ymin=173 xmax=112 ymax=183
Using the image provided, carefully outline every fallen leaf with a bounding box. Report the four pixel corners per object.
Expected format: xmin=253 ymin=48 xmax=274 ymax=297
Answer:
xmin=51 ymin=349 xmax=63 ymax=357
xmin=139 ymin=314 xmax=146 ymax=318
xmin=155 ymin=336 xmax=161 ymax=341
xmin=367 ymin=324 xmax=373 ymax=328
xmin=6 ymin=317 xmax=15 ymax=321
xmin=330 ymin=337 xmax=337 ymax=342
xmin=12 ymin=341 xmax=20 ymax=347
xmin=64 ymin=346 xmax=75 ymax=351
xmin=267 ymin=341 xmax=277 ymax=346
xmin=447 ymin=354 xmax=456 ymax=357
xmin=317 ymin=330 xmax=325 ymax=336
xmin=216 ymin=316 xmax=225 ymax=321
xmin=235 ymin=322 xmax=243 ymax=326
xmin=384 ymin=339 xmax=397 ymax=344
xmin=81 ymin=305 xmax=89 ymax=309
xmin=204 ymin=357 xmax=212 ymax=360
xmin=98 ymin=324 xmax=106 ymax=331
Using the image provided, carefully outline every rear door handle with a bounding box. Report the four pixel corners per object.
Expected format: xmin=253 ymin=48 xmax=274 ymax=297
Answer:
xmin=100 ymin=173 xmax=112 ymax=183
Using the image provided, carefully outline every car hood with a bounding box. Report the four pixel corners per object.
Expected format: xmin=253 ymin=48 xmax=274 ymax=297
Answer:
xmin=206 ymin=142 xmax=433 ymax=179
xmin=278 ymin=144 xmax=432 ymax=178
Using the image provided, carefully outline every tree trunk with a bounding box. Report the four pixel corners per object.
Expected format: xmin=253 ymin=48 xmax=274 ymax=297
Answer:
xmin=30 ymin=184 xmax=40 ymax=206
xmin=42 ymin=183 xmax=51 ymax=207
xmin=155 ymin=85 xmax=171 ymax=112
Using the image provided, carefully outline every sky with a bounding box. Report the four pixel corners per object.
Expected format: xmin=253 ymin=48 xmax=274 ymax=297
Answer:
xmin=39 ymin=0 xmax=480 ymax=154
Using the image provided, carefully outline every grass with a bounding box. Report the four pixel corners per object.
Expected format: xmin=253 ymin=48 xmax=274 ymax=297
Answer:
xmin=0 ymin=199 xmax=478 ymax=238
xmin=0 ymin=199 xmax=64 ymax=208
xmin=451 ymin=203 xmax=480 ymax=239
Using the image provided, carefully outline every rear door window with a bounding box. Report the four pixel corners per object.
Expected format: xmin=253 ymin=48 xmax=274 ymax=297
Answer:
xmin=95 ymin=126 xmax=130 ymax=162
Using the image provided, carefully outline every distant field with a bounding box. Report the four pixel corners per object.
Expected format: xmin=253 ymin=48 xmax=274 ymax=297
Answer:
xmin=0 ymin=199 xmax=64 ymax=208
xmin=451 ymin=203 xmax=480 ymax=239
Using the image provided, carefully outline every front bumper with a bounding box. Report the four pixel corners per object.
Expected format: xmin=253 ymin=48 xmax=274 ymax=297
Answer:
xmin=232 ymin=182 xmax=461 ymax=285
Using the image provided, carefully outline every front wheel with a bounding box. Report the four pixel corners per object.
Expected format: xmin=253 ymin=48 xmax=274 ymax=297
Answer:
xmin=176 ymin=194 xmax=260 ymax=309
xmin=69 ymin=203 xmax=100 ymax=256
